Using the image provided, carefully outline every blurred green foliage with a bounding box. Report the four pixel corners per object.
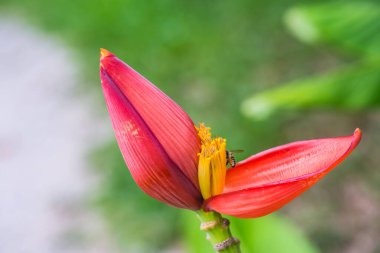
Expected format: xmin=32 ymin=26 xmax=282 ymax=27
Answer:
xmin=1 ymin=0 xmax=370 ymax=252
xmin=242 ymin=61 xmax=380 ymax=119
xmin=243 ymin=1 xmax=380 ymax=120
xmin=91 ymin=141 xmax=180 ymax=252
xmin=285 ymin=2 xmax=380 ymax=58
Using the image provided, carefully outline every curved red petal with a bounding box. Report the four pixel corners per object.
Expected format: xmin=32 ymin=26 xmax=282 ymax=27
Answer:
xmin=205 ymin=177 xmax=317 ymax=218
xmin=224 ymin=129 xmax=361 ymax=192
xmin=100 ymin=58 xmax=202 ymax=210
xmin=205 ymin=129 xmax=361 ymax=218
xmin=101 ymin=50 xmax=200 ymax=189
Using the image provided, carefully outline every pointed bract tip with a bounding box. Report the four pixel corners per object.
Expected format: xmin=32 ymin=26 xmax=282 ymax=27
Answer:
xmin=100 ymin=48 xmax=114 ymax=60
xmin=353 ymin=128 xmax=362 ymax=146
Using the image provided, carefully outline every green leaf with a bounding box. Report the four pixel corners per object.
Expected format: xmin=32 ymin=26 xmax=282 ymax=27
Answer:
xmin=181 ymin=212 xmax=318 ymax=253
xmin=284 ymin=2 xmax=380 ymax=59
xmin=241 ymin=61 xmax=380 ymax=120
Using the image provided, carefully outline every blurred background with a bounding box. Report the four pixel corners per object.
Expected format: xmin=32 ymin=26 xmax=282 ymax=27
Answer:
xmin=0 ymin=0 xmax=379 ymax=252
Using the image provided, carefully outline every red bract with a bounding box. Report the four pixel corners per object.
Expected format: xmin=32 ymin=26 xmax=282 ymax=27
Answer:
xmin=99 ymin=49 xmax=361 ymax=218
xmin=204 ymin=129 xmax=361 ymax=218
xmin=100 ymin=49 xmax=202 ymax=210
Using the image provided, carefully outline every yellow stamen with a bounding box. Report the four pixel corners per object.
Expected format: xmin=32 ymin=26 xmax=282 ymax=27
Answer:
xmin=196 ymin=123 xmax=227 ymax=200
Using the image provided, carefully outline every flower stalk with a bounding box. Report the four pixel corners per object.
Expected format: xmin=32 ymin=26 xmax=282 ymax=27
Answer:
xmin=197 ymin=210 xmax=241 ymax=253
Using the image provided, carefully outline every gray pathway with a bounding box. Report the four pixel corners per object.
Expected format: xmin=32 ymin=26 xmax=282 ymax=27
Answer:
xmin=0 ymin=17 xmax=116 ymax=253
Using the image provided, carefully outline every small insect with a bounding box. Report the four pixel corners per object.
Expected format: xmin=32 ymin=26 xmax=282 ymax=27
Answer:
xmin=226 ymin=149 xmax=244 ymax=168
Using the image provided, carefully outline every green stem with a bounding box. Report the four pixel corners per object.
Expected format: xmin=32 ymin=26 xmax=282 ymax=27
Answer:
xmin=196 ymin=210 xmax=242 ymax=253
